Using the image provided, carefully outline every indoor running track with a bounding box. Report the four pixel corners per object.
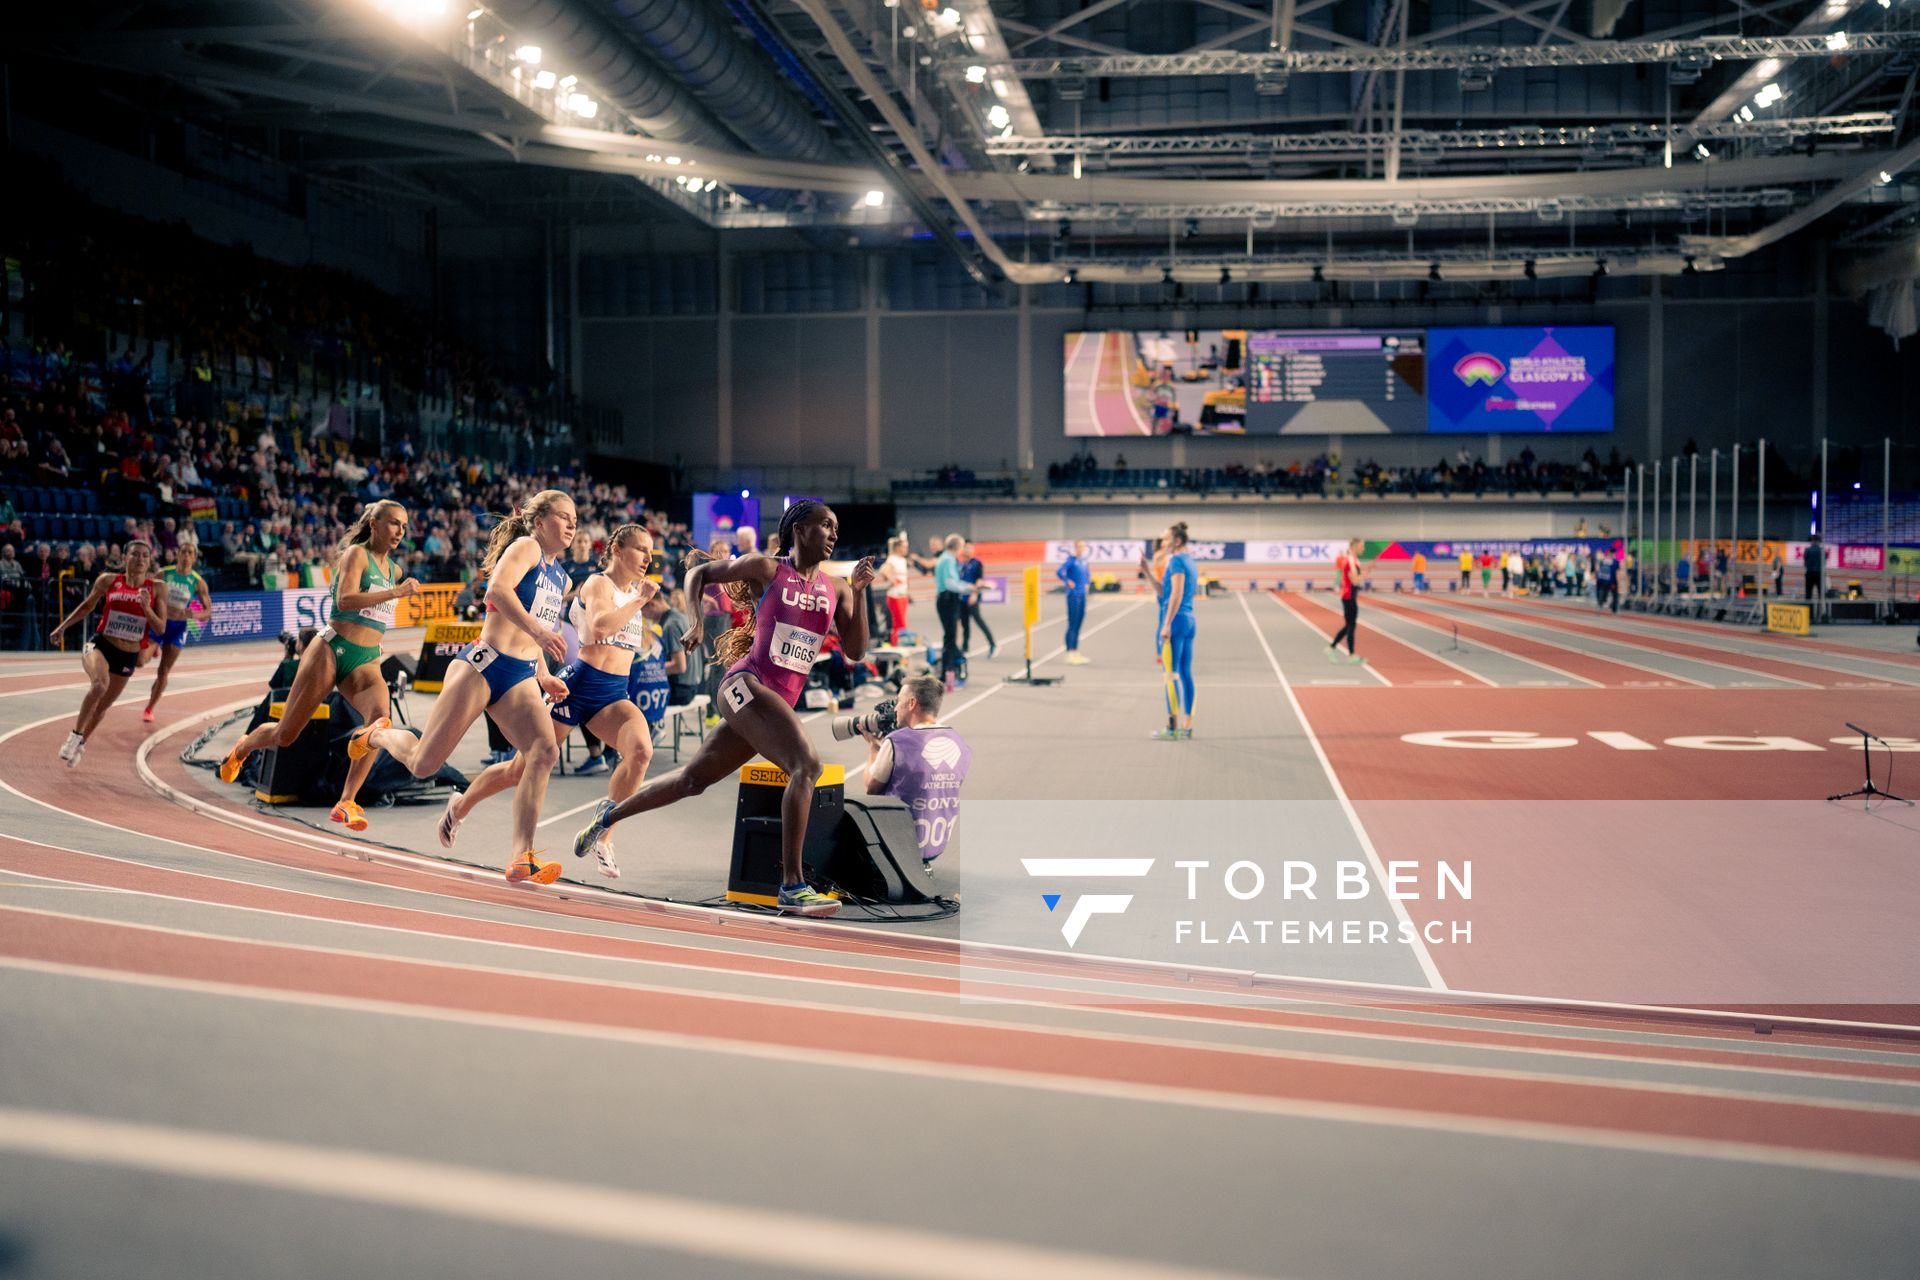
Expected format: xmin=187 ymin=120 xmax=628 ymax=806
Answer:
xmin=1 ymin=610 xmax=1917 ymax=1280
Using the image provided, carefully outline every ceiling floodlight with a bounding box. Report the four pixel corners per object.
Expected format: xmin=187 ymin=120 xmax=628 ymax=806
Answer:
xmin=514 ymin=45 xmax=541 ymax=63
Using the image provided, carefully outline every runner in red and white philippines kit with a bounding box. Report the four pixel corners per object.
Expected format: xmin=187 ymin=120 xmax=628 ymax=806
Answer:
xmin=48 ymin=540 xmax=168 ymax=767
xmin=571 ymin=500 xmax=876 ymax=916
xmin=1326 ymin=536 xmax=1367 ymax=666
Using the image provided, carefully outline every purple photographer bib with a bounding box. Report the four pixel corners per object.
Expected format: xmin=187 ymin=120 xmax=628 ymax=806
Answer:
xmin=882 ymin=726 xmax=972 ymax=862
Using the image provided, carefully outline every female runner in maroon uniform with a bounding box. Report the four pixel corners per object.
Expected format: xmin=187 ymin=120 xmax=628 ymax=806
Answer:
xmin=48 ymin=541 xmax=168 ymax=767
xmin=572 ymin=500 xmax=875 ymax=916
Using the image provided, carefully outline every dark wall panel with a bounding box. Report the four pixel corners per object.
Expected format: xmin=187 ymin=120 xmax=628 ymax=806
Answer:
xmin=650 ymin=320 xmax=722 ymax=467
xmin=944 ymin=316 xmax=1021 ymax=471
xmin=880 ymin=316 xmax=952 ymax=470
xmin=795 ymin=318 xmax=867 ymax=469
xmin=733 ymin=318 xmax=799 ymax=469
xmin=578 ymin=322 xmax=653 ymax=458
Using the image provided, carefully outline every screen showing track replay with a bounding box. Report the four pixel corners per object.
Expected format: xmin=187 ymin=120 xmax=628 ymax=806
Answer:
xmin=1063 ymin=325 xmax=1613 ymax=436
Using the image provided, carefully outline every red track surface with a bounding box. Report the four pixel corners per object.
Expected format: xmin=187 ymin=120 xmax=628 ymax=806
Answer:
xmin=12 ymin=654 xmax=1920 ymax=1183
xmin=1423 ymin=595 xmax=1912 ymax=688
xmin=9 ymin=906 xmax=1919 ymax=1167
xmin=1294 ymin=683 xmax=1920 ymax=1013
xmin=1272 ymin=591 xmax=1482 ymax=685
xmin=1361 ymin=593 xmax=1683 ymax=686
xmin=1294 ymin=686 xmax=1920 ymax=800
xmin=1536 ymin=600 xmax=1920 ymax=669
xmin=19 ymin=833 xmax=1915 ymax=1078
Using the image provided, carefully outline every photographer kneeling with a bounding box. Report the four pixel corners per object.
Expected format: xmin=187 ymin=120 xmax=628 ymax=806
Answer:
xmin=861 ymin=675 xmax=972 ymax=866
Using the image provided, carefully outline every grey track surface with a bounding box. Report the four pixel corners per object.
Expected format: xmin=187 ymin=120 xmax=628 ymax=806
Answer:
xmin=2 ymin=621 xmax=1917 ymax=1280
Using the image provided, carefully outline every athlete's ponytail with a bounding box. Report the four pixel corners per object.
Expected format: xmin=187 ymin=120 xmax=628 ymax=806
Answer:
xmin=481 ymin=489 xmax=569 ymax=577
xmin=334 ymin=499 xmax=406 ymax=563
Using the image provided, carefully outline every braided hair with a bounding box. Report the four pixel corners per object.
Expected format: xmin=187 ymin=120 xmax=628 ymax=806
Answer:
xmin=702 ymin=500 xmax=830 ymax=668
xmin=600 ymin=523 xmax=653 ymax=572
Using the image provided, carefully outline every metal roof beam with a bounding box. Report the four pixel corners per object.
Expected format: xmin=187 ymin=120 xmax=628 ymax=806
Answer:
xmin=1466 ymin=0 xmax=1587 ymax=45
xmin=984 ymin=113 xmax=1897 ymax=155
xmin=991 ymin=32 xmax=1920 ymax=77
xmin=1031 ymin=190 xmax=1800 ymax=219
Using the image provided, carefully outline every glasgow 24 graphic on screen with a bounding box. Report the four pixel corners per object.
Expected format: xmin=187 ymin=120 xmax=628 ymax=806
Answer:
xmin=1426 ymin=325 xmax=1615 ymax=433
xmin=1064 ymin=324 xmax=1614 ymax=436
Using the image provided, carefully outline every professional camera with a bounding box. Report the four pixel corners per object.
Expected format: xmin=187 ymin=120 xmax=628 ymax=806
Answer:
xmin=830 ymin=697 xmax=897 ymax=742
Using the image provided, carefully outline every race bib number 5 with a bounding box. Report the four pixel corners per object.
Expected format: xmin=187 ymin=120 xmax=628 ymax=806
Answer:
xmin=769 ymin=621 xmax=821 ymax=674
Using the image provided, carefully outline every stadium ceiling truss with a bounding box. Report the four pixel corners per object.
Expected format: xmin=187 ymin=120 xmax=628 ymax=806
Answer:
xmin=983 ymin=113 xmax=1898 ymax=156
xmin=985 ymin=32 xmax=1920 ymax=78
xmin=1033 ymin=190 xmax=1804 ymax=220
xmin=11 ymin=0 xmax=1920 ymax=284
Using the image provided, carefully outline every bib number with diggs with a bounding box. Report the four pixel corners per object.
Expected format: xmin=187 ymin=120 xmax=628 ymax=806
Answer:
xmin=769 ymin=621 xmax=821 ymax=674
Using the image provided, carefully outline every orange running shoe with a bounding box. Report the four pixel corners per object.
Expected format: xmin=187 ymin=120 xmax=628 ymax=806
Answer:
xmin=346 ymin=716 xmax=389 ymax=761
xmin=329 ymin=800 xmax=369 ymax=832
xmin=505 ymin=851 xmax=562 ymax=885
xmin=217 ymin=747 xmax=245 ymax=784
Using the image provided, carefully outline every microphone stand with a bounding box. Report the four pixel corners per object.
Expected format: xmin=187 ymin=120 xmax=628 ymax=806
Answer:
xmin=1827 ymin=723 xmax=1913 ymax=808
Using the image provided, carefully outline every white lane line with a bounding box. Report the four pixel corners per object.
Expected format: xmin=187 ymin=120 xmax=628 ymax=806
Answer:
xmin=1412 ymin=598 xmax=1719 ymax=689
xmin=1265 ymin=593 xmax=1394 ymax=687
xmin=1376 ymin=600 xmax=1603 ymax=689
xmin=0 ymin=669 xmax=258 ymax=701
xmin=8 ymin=968 xmax=1920 ymax=1183
xmin=24 ymin=644 xmax=1910 ymax=1055
xmin=1236 ymin=594 xmax=1443 ymax=990
xmin=1291 ymin=590 xmax=1496 ymax=687
xmin=20 ymin=718 xmax=1920 ymax=1058
xmin=27 ymin=900 xmax=1917 ymax=1111
xmin=0 ymin=1104 xmax=1268 ymax=1280
xmin=1434 ymin=599 xmax=1814 ymax=690
xmin=1519 ymin=599 xmax=1920 ymax=687
xmin=10 ymin=851 xmax=1916 ymax=1092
